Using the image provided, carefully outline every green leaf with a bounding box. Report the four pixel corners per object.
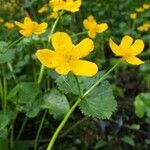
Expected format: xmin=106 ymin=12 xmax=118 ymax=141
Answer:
xmin=120 ymin=136 xmax=135 ymax=147
xmin=0 ymin=48 xmax=15 ymax=64
xmin=134 ymin=93 xmax=150 ymax=118
xmin=42 ymin=89 xmax=70 ymax=120
xmin=127 ymin=124 xmax=140 ymax=130
xmin=0 ymin=139 xmax=9 ymax=150
xmin=13 ymin=82 xmax=41 ymax=118
xmin=0 ymin=41 xmax=8 ymax=53
xmin=55 ymin=74 xmax=78 ymax=95
xmin=79 ymin=81 xmax=117 ymax=119
xmin=95 ymin=139 xmax=107 ymax=149
xmin=0 ymin=113 xmax=9 ymax=130
xmin=6 ymin=84 xmax=20 ymax=101
xmin=25 ymin=99 xmax=41 ymax=118
xmin=0 ymin=128 xmax=8 ymax=140
xmin=13 ymin=140 xmax=34 ymax=150
xmin=18 ymin=82 xmax=40 ymax=103
xmin=55 ymin=72 xmax=104 ymax=95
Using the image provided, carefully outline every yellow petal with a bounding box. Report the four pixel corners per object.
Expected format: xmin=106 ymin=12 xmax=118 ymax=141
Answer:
xmin=119 ymin=35 xmax=133 ymax=50
xmin=48 ymin=11 xmax=59 ymax=19
xmin=55 ymin=63 xmax=71 ymax=75
xmin=52 ymin=53 xmax=66 ymax=67
xmin=49 ymin=0 xmax=65 ymax=12
xmin=88 ymin=30 xmax=96 ymax=39
xmin=24 ymin=17 xmax=32 ymax=24
xmin=35 ymin=49 xmax=55 ymax=68
xmin=15 ymin=21 xmax=24 ymax=29
xmin=51 ymin=32 xmax=73 ymax=53
xmin=19 ymin=30 xmax=33 ymax=36
xmin=83 ymin=15 xmax=97 ymax=30
xmin=73 ymin=38 xmax=94 ymax=58
xmin=88 ymin=15 xmax=96 ymax=23
xmin=128 ymin=39 xmax=144 ymax=56
xmin=96 ymin=23 xmax=108 ymax=33
xmin=109 ymin=38 xmax=123 ymax=56
xmin=71 ymin=60 xmax=98 ymax=77
xmin=34 ymin=22 xmax=48 ymax=34
xmin=83 ymin=19 xmax=90 ymax=29
xmin=124 ymin=56 xmax=144 ymax=65
xmin=39 ymin=23 xmax=48 ymax=30
xmin=64 ymin=0 xmax=81 ymax=12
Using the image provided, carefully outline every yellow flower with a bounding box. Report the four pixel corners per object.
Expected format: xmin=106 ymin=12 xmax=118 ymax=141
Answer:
xmin=136 ymin=7 xmax=144 ymax=12
xmin=143 ymin=4 xmax=150 ymax=9
xmin=130 ymin=13 xmax=137 ymax=20
xmin=35 ymin=32 xmax=98 ymax=76
xmin=4 ymin=22 xmax=15 ymax=29
xmin=83 ymin=15 xmax=108 ymax=39
xmin=38 ymin=5 xmax=48 ymax=14
xmin=0 ymin=17 xmax=4 ymax=23
xmin=137 ymin=23 xmax=150 ymax=32
xmin=48 ymin=11 xmax=59 ymax=19
xmin=15 ymin=17 xmax=48 ymax=36
xmin=49 ymin=0 xmax=81 ymax=13
xmin=109 ymin=35 xmax=145 ymax=65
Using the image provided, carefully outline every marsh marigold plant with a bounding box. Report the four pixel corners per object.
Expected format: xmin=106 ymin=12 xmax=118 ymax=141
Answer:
xmin=35 ymin=32 xmax=98 ymax=76
xmin=15 ymin=17 xmax=48 ymax=36
xmin=109 ymin=35 xmax=145 ymax=65
xmin=83 ymin=15 xmax=108 ymax=39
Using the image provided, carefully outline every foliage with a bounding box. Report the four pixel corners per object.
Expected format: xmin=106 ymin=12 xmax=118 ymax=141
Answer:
xmin=134 ymin=93 xmax=150 ymax=118
xmin=0 ymin=0 xmax=149 ymax=149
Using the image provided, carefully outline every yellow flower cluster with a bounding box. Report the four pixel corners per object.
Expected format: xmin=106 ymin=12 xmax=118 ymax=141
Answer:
xmin=38 ymin=4 xmax=48 ymax=14
xmin=15 ymin=17 xmax=48 ymax=36
xmin=109 ymin=35 xmax=144 ymax=65
xmin=83 ymin=15 xmax=108 ymax=39
xmin=136 ymin=7 xmax=144 ymax=13
xmin=143 ymin=4 xmax=150 ymax=10
xmin=130 ymin=3 xmax=150 ymax=20
xmin=36 ymin=32 xmax=98 ymax=76
xmin=135 ymin=3 xmax=150 ymax=12
xmin=48 ymin=0 xmax=81 ymax=19
xmin=4 ymin=22 xmax=15 ymax=29
xmin=0 ymin=17 xmax=15 ymax=29
xmin=13 ymin=1 xmax=145 ymax=77
xmin=137 ymin=23 xmax=150 ymax=32
xmin=38 ymin=0 xmax=82 ymax=19
xmin=49 ymin=0 xmax=81 ymax=13
xmin=0 ymin=17 xmax=4 ymax=23
xmin=130 ymin=13 xmax=137 ymax=20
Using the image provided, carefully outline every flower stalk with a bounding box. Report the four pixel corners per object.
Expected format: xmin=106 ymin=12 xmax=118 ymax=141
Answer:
xmin=46 ymin=59 xmax=122 ymax=150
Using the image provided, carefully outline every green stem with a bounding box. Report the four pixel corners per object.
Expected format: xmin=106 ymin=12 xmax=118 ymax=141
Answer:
xmin=37 ymin=65 xmax=45 ymax=84
xmin=2 ymin=65 xmax=7 ymax=113
xmin=47 ymin=98 xmax=82 ymax=150
xmin=46 ymin=59 xmax=122 ymax=150
xmin=83 ymin=59 xmax=122 ymax=97
xmin=10 ymin=124 xmax=14 ymax=149
xmin=7 ymin=62 xmax=18 ymax=84
xmin=74 ymin=75 xmax=82 ymax=97
xmin=71 ymin=31 xmax=87 ymax=37
xmin=16 ymin=116 xmax=28 ymax=140
xmin=3 ymin=36 xmax=23 ymax=53
xmin=100 ymin=34 xmax=105 ymax=61
xmin=34 ymin=110 xmax=47 ymax=150
xmin=132 ymin=20 xmax=135 ymax=35
xmin=37 ymin=13 xmax=61 ymax=84
xmin=47 ymin=16 xmax=60 ymax=48
xmin=34 ymin=14 xmax=61 ymax=149
xmin=0 ymin=78 xmax=3 ymax=108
